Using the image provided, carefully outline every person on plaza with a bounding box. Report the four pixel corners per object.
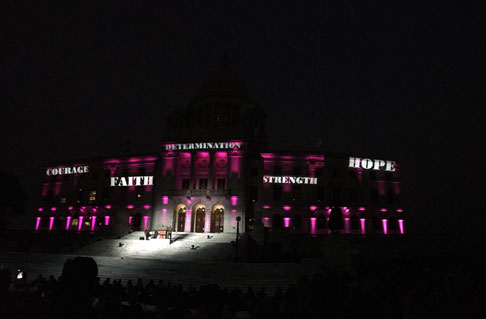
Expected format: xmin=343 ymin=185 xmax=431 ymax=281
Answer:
xmin=144 ymin=228 xmax=150 ymax=240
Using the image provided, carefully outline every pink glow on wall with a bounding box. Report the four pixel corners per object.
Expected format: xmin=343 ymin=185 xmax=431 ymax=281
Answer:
xmin=398 ymin=219 xmax=405 ymax=234
xmin=309 ymin=205 xmax=318 ymax=211
xmin=360 ymin=218 xmax=366 ymax=234
xmin=380 ymin=208 xmax=387 ymax=212
xmin=143 ymin=204 xmax=151 ymax=210
xmin=230 ymin=156 xmax=241 ymax=178
xmin=68 ymin=206 xmax=73 ymax=211
xmin=129 ymin=185 xmax=135 ymax=191
xmin=144 ymin=185 xmax=153 ymax=192
xmin=377 ymin=181 xmax=386 ymax=196
xmin=163 ymin=157 xmax=175 ymax=176
xmin=283 ymin=217 xmax=291 ymax=228
xmin=92 ymin=208 xmax=97 ymax=213
xmin=263 ymin=205 xmax=271 ymax=209
xmin=204 ymin=211 xmax=211 ymax=233
xmin=143 ymin=216 xmax=149 ymax=230
xmin=184 ymin=209 xmax=192 ymax=232
xmin=66 ymin=216 xmax=71 ymax=230
xmin=260 ymin=153 xmax=276 ymax=160
xmin=104 ymin=216 xmax=110 ymax=226
xmin=35 ymin=217 xmax=41 ymax=230
xmin=263 ymin=217 xmax=271 ymax=228
xmin=78 ymin=216 xmax=84 ymax=231
xmin=129 ymin=216 xmax=133 ymax=224
xmin=162 ymin=196 xmax=169 ymax=205
xmin=231 ymin=209 xmax=237 ymax=213
xmin=359 ymin=207 xmax=366 ymax=211
xmin=344 ymin=218 xmax=350 ymax=233
xmin=382 ymin=219 xmax=388 ymax=234
xmin=54 ymin=182 xmax=62 ymax=195
xmin=310 ymin=217 xmax=316 ymax=234
xmin=42 ymin=183 xmax=48 ymax=196
xmin=162 ymin=209 xmax=167 ymax=226
xmin=38 ymin=208 xmax=44 ymax=212
xmin=393 ymin=182 xmax=401 ymax=195
xmin=231 ymin=196 xmax=238 ymax=206
xmin=51 ymin=207 xmax=57 ymax=212
xmin=105 ymin=205 xmax=111 ymax=209
xmin=282 ymin=182 xmax=292 ymax=192
xmin=127 ymin=205 xmax=134 ymax=209
xmin=91 ymin=216 xmax=97 ymax=231
xmin=187 ymin=198 xmax=192 ymax=205
xmin=396 ymin=208 xmax=403 ymax=213
xmin=81 ymin=206 xmax=86 ymax=212
xmin=49 ymin=217 xmax=55 ymax=230
xmin=283 ymin=205 xmax=292 ymax=212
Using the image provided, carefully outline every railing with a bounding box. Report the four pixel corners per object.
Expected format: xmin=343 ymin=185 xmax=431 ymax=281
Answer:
xmin=168 ymin=189 xmax=231 ymax=197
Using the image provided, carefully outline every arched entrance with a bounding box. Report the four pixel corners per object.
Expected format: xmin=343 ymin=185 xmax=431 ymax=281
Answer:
xmin=131 ymin=212 xmax=142 ymax=231
xmin=174 ymin=204 xmax=186 ymax=232
xmin=192 ymin=204 xmax=206 ymax=233
xmin=211 ymin=204 xmax=224 ymax=233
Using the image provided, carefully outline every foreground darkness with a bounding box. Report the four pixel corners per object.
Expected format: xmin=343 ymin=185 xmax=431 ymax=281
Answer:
xmin=0 ymin=2 xmax=481 ymax=239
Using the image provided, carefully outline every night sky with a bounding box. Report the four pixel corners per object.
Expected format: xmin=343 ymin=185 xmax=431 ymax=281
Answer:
xmin=1 ymin=2 xmax=481 ymax=236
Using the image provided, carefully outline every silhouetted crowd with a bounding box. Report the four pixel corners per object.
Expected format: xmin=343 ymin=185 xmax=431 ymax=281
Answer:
xmin=0 ymin=254 xmax=484 ymax=319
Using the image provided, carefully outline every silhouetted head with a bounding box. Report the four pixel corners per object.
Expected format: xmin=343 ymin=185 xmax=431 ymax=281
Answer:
xmin=60 ymin=256 xmax=98 ymax=300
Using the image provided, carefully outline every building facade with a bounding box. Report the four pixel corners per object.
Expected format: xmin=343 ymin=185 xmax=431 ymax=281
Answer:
xmin=36 ymin=57 xmax=405 ymax=236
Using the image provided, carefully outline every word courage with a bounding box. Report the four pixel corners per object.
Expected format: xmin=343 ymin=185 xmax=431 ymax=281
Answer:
xmin=46 ymin=166 xmax=89 ymax=176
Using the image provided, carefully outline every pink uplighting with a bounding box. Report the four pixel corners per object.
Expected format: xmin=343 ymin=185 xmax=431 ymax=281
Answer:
xmin=66 ymin=216 xmax=71 ymax=230
xmin=78 ymin=216 xmax=84 ymax=231
xmin=382 ymin=219 xmax=388 ymax=234
xmin=91 ymin=216 xmax=96 ymax=231
xmin=129 ymin=216 xmax=133 ymax=224
xmin=162 ymin=196 xmax=169 ymax=205
xmin=283 ymin=205 xmax=291 ymax=211
xmin=162 ymin=208 xmax=167 ymax=226
xmin=309 ymin=205 xmax=318 ymax=211
xmin=380 ymin=208 xmax=387 ymax=212
xmin=50 ymin=207 xmax=57 ymax=212
xmin=38 ymin=208 xmax=44 ymax=212
xmin=143 ymin=216 xmax=149 ymax=230
xmin=204 ymin=211 xmax=211 ymax=233
xmin=92 ymin=208 xmax=97 ymax=213
xmin=359 ymin=207 xmax=366 ymax=211
xmin=143 ymin=204 xmax=151 ymax=210
xmin=263 ymin=205 xmax=271 ymax=209
xmin=105 ymin=205 xmax=111 ymax=209
xmin=231 ymin=209 xmax=237 ymax=213
xmin=185 ymin=209 xmax=192 ymax=232
xmin=263 ymin=217 xmax=271 ymax=227
xmin=35 ymin=217 xmax=41 ymax=230
xmin=283 ymin=217 xmax=291 ymax=228
xmin=398 ymin=219 xmax=405 ymax=234
xmin=310 ymin=217 xmax=316 ymax=234
xmin=396 ymin=208 xmax=403 ymax=213
xmin=344 ymin=218 xmax=350 ymax=233
xmin=68 ymin=206 xmax=73 ymax=211
xmin=127 ymin=205 xmax=134 ymax=209
xmin=49 ymin=217 xmax=55 ymax=231
xmin=231 ymin=196 xmax=238 ymax=206
xmin=360 ymin=218 xmax=366 ymax=234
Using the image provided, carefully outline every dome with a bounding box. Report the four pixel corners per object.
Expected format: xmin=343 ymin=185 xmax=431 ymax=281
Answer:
xmin=192 ymin=52 xmax=253 ymax=102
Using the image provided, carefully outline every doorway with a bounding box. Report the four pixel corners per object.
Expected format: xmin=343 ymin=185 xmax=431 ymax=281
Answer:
xmin=194 ymin=207 xmax=205 ymax=232
xmin=211 ymin=205 xmax=224 ymax=233
xmin=174 ymin=204 xmax=186 ymax=232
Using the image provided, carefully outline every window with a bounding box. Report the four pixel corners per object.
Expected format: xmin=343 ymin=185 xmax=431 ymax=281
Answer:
xmin=293 ymin=166 xmax=301 ymax=175
xmin=47 ymin=190 xmax=54 ymax=204
xmin=60 ymin=196 xmax=66 ymax=204
xmin=292 ymin=215 xmax=301 ymax=230
xmin=91 ymin=171 xmax=98 ymax=180
xmin=77 ymin=189 xmax=83 ymax=203
xmin=317 ymin=214 xmax=327 ymax=229
xmin=217 ymin=178 xmax=226 ymax=189
xmin=182 ymin=179 xmax=190 ymax=190
xmin=199 ymin=178 xmax=208 ymax=189
xmin=273 ymin=184 xmax=282 ymax=201
xmin=332 ymin=187 xmax=341 ymax=202
xmin=138 ymin=168 xmax=146 ymax=176
xmin=369 ymin=171 xmax=376 ymax=180
xmin=102 ymin=187 xmax=110 ymax=201
xmin=120 ymin=188 xmax=127 ymax=201
xmin=315 ymin=167 xmax=324 ymax=176
xmin=274 ymin=166 xmax=281 ymax=175
xmin=348 ymin=170 xmax=356 ymax=178
xmin=349 ymin=188 xmax=357 ymax=203
xmin=370 ymin=189 xmax=378 ymax=203
xmin=387 ymin=190 xmax=395 ymax=204
xmin=250 ymin=186 xmax=258 ymax=202
xmin=351 ymin=215 xmax=359 ymax=230
xmin=122 ymin=168 xmax=129 ymax=177
xmin=385 ymin=172 xmax=393 ymax=181
xmin=104 ymin=170 xmax=111 ymax=178
xmin=89 ymin=190 xmax=96 ymax=202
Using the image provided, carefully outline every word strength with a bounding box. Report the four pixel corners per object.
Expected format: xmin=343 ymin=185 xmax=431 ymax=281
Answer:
xmin=110 ymin=176 xmax=154 ymax=187
xmin=164 ymin=142 xmax=243 ymax=151
xmin=349 ymin=157 xmax=396 ymax=171
xmin=263 ymin=176 xmax=318 ymax=184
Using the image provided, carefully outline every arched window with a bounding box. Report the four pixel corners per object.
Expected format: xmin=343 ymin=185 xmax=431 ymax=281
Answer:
xmin=273 ymin=214 xmax=282 ymax=229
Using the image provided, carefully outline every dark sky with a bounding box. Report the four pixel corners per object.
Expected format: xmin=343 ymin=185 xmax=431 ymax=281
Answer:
xmin=1 ymin=1 xmax=481 ymax=235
